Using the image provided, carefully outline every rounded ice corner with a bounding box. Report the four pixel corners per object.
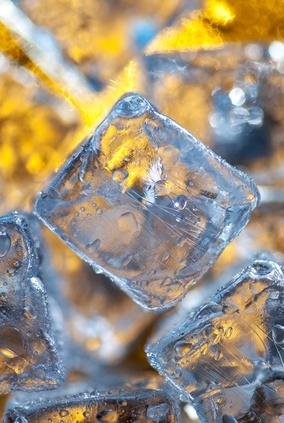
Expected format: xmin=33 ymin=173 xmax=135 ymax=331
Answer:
xmin=249 ymin=258 xmax=284 ymax=281
xmin=111 ymin=92 xmax=152 ymax=119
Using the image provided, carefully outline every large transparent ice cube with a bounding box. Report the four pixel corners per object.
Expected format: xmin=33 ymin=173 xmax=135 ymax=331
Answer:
xmin=34 ymin=93 xmax=259 ymax=310
xmin=3 ymin=377 xmax=181 ymax=423
xmin=198 ymin=375 xmax=284 ymax=423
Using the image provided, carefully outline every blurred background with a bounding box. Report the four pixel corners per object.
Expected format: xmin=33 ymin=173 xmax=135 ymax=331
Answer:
xmin=2 ymin=1 xmax=284 ymax=421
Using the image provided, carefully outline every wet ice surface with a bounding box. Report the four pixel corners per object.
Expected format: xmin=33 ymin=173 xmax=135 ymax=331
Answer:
xmin=34 ymin=93 xmax=259 ymax=310
xmin=0 ymin=211 xmax=64 ymax=393
xmin=199 ymin=376 xmax=284 ymax=423
xmin=146 ymin=258 xmax=284 ymax=404
xmin=3 ymin=378 xmax=180 ymax=423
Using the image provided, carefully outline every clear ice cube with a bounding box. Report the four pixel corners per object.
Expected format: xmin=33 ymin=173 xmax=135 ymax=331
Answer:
xmin=3 ymin=378 xmax=181 ymax=423
xmin=146 ymin=258 xmax=284 ymax=401
xmin=0 ymin=211 xmax=64 ymax=393
xmin=34 ymin=93 xmax=259 ymax=310
xmin=198 ymin=376 xmax=284 ymax=423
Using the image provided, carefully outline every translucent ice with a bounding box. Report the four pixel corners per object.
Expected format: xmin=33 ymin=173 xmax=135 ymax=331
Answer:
xmin=146 ymin=258 xmax=284 ymax=401
xmin=34 ymin=93 xmax=259 ymax=310
xmin=0 ymin=211 xmax=64 ymax=393
xmin=2 ymin=378 xmax=181 ymax=423
xmin=198 ymin=375 xmax=284 ymax=423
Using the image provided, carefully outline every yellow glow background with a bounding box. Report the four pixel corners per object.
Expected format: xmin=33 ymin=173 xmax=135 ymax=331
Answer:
xmin=1 ymin=0 xmax=284 ymax=418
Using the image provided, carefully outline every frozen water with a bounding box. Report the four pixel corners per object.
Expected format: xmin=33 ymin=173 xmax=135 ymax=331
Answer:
xmin=0 ymin=211 xmax=64 ymax=393
xmin=198 ymin=375 xmax=284 ymax=423
xmin=2 ymin=378 xmax=181 ymax=423
xmin=146 ymin=258 xmax=284 ymax=402
xmin=34 ymin=93 xmax=259 ymax=310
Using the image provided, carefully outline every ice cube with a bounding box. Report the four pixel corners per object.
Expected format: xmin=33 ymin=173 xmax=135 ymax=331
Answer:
xmin=34 ymin=93 xmax=259 ymax=310
xmin=0 ymin=211 xmax=64 ymax=393
xmin=146 ymin=258 xmax=284 ymax=401
xmin=2 ymin=377 xmax=181 ymax=423
xmin=197 ymin=375 xmax=284 ymax=423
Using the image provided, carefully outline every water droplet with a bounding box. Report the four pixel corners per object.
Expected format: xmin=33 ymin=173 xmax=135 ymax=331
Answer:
xmin=96 ymin=409 xmax=118 ymax=423
xmin=173 ymin=195 xmax=188 ymax=210
xmin=175 ymin=341 xmax=192 ymax=356
xmin=86 ymin=239 xmax=101 ymax=250
xmin=225 ymin=327 xmax=233 ymax=338
xmin=59 ymin=410 xmax=69 ymax=418
xmin=0 ymin=233 xmax=11 ymax=258
xmin=14 ymin=261 xmax=21 ymax=269
xmin=252 ymin=261 xmax=272 ymax=275
xmin=112 ymin=169 xmax=128 ymax=182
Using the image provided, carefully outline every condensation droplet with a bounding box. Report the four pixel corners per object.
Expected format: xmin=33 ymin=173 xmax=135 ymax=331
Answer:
xmin=87 ymin=239 xmax=101 ymax=250
xmin=173 ymin=195 xmax=188 ymax=210
xmin=175 ymin=341 xmax=192 ymax=356
xmin=112 ymin=169 xmax=128 ymax=182
xmin=225 ymin=327 xmax=233 ymax=338
xmin=59 ymin=410 xmax=69 ymax=418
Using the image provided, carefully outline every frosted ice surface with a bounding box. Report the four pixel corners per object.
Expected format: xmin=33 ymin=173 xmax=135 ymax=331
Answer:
xmin=146 ymin=258 xmax=284 ymax=402
xmin=0 ymin=211 xmax=64 ymax=393
xmin=34 ymin=93 xmax=259 ymax=310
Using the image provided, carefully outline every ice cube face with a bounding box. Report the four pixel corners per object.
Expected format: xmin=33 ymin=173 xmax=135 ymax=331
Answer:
xmin=0 ymin=211 xmax=64 ymax=393
xmin=198 ymin=377 xmax=284 ymax=423
xmin=146 ymin=258 xmax=284 ymax=401
xmin=35 ymin=93 xmax=259 ymax=310
xmin=3 ymin=382 xmax=180 ymax=423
